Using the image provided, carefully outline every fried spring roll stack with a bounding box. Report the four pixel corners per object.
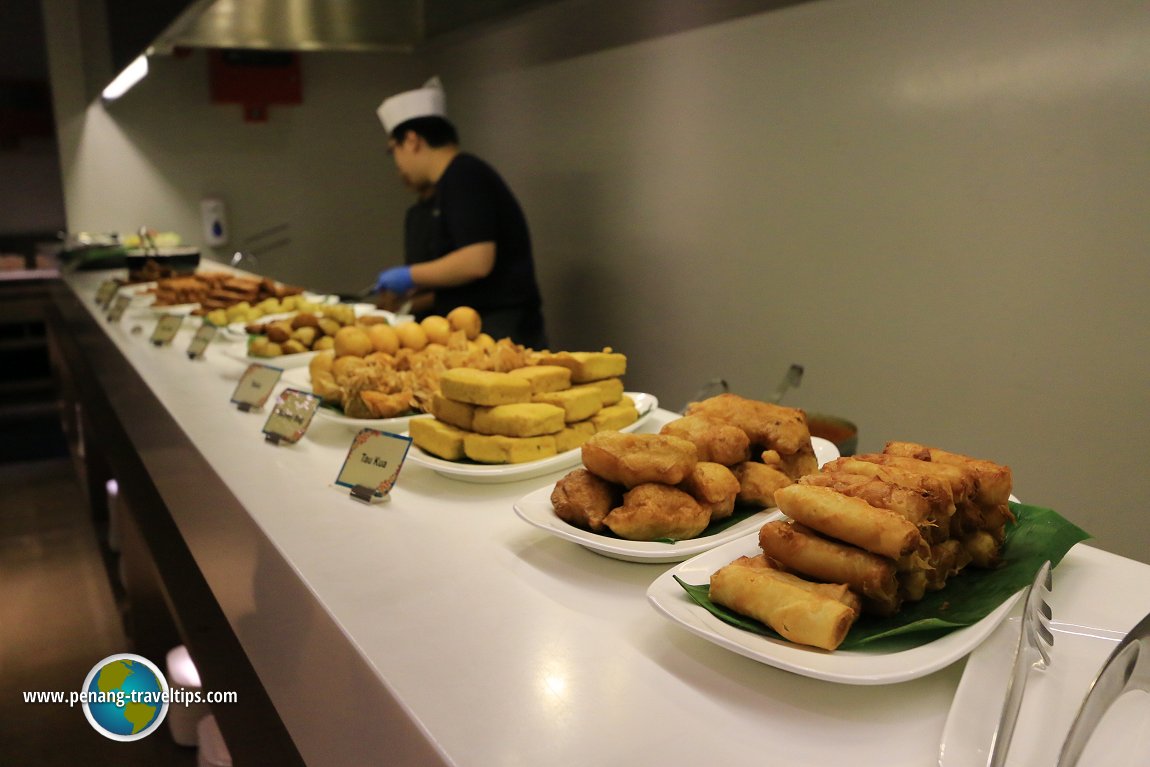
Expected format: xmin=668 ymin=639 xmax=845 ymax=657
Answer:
xmin=709 ymin=556 xmax=860 ymax=651
xmin=706 ymin=441 xmax=1012 ymax=650
xmin=758 ymin=521 xmax=901 ymax=616
xmin=773 ymin=484 xmax=922 ymax=560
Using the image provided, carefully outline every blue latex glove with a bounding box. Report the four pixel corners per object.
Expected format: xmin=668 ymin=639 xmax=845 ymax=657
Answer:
xmin=374 ymin=265 xmax=414 ymax=294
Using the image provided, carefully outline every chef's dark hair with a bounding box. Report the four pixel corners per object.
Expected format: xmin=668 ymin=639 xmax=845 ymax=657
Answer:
xmin=391 ymin=116 xmax=458 ymax=148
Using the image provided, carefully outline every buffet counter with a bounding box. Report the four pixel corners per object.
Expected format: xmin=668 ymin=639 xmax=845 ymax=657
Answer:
xmin=47 ymin=270 xmax=1150 ymax=767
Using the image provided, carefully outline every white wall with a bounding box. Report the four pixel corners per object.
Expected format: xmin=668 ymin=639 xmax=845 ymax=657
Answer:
xmin=45 ymin=0 xmax=1150 ymax=562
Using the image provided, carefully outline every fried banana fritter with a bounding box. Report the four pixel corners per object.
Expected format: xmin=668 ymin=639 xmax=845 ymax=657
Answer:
xmin=580 ymin=432 xmax=697 ymax=488
xmin=603 ymin=483 xmax=710 ymax=541
xmin=659 ymin=415 xmax=750 ymax=466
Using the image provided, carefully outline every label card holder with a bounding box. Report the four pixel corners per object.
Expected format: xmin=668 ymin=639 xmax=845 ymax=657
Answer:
xmin=151 ymin=314 xmax=184 ymax=346
xmin=187 ymin=324 xmax=217 ymax=359
xmin=107 ymin=295 xmax=131 ymax=323
xmin=335 ymin=428 xmax=412 ymax=503
xmin=262 ymin=388 xmax=321 ymax=445
xmin=230 ymin=363 xmax=283 ymax=412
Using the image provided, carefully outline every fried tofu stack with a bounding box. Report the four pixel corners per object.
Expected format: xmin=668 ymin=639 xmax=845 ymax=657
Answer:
xmin=410 ymin=352 xmax=638 ymax=464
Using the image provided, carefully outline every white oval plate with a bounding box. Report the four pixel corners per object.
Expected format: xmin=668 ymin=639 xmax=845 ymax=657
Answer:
xmin=514 ymin=484 xmax=781 ymax=563
xmin=403 ymin=393 xmax=658 ymax=484
xmin=314 ymin=407 xmax=427 ymax=436
xmin=646 ymin=532 xmax=1022 ymax=685
xmin=220 ymin=345 xmax=317 ymax=370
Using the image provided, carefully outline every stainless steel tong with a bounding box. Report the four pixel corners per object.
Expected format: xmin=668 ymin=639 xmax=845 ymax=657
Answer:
xmin=988 ymin=560 xmax=1055 ymax=767
xmin=1057 ymin=608 xmax=1150 ymax=766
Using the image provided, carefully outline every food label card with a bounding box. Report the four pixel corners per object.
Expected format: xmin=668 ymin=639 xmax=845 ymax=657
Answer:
xmin=150 ymin=314 xmax=184 ymax=346
xmin=107 ymin=295 xmax=131 ymax=322
xmin=230 ymin=363 xmax=283 ymax=412
xmin=186 ymin=324 xmax=217 ymax=359
xmin=262 ymin=389 xmax=321 ymax=445
xmin=336 ymin=428 xmax=412 ymax=502
xmin=96 ymin=280 xmax=119 ymax=307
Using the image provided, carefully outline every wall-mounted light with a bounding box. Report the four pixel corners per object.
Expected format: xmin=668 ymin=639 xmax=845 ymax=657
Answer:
xmin=102 ymin=53 xmax=149 ymax=102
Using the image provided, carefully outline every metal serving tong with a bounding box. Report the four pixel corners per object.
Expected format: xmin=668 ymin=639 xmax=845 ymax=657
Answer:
xmin=988 ymin=560 xmax=1055 ymax=767
xmin=1056 ymin=608 xmax=1150 ymax=766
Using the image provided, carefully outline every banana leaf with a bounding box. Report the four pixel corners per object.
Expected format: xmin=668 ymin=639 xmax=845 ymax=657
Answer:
xmin=675 ymin=502 xmax=1089 ymax=650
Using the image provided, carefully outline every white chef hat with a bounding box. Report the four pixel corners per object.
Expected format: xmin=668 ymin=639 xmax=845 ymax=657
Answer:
xmin=376 ymin=77 xmax=447 ymax=135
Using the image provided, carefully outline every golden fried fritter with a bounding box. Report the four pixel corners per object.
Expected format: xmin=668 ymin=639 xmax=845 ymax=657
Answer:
xmin=678 ymin=462 xmax=741 ymax=521
xmin=603 ymin=484 xmax=710 ymax=541
xmin=550 ymin=468 xmax=621 ymax=533
xmin=731 ymin=461 xmax=793 ymax=507
xmin=580 ymin=432 xmax=697 ymax=488
xmin=659 ymin=415 xmax=750 ymax=466
xmin=685 ymin=393 xmax=811 ymax=455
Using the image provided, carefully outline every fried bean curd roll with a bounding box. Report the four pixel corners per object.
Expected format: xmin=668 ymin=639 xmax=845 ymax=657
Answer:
xmin=882 ymin=441 xmax=1013 ymax=506
xmin=774 ymin=484 xmax=923 ymax=560
xmin=709 ymin=561 xmax=859 ymax=651
xmin=685 ymin=393 xmax=812 ymax=456
xmin=758 ymin=521 xmax=900 ymax=613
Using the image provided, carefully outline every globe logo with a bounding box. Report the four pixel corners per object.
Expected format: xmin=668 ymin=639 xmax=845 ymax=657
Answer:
xmin=81 ymin=653 xmax=169 ymax=741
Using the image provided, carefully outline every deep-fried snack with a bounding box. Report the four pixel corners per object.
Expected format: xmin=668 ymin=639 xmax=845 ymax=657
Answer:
xmin=840 ymin=453 xmax=976 ymax=505
xmin=507 ymin=365 xmax=572 ymax=393
xmin=820 ymin=456 xmax=957 ymax=519
xmin=659 ymin=415 xmax=750 ymax=466
xmin=882 ymin=441 xmax=1013 ymax=506
xmin=590 ymin=400 xmax=639 ymax=431
xmin=774 ymin=484 xmax=923 ymax=560
xmin=463 ymin=433 xmax=557 ymax=464
xmin=603 ymin=483 xmax=709 ymax=540
xmin=800 ymin=471 xmax=938 ymax=530
xmin=709 ymin=559 xmax=859 ymax=651
xmin=731 ymin=461 xmax=793 ymax=507
xmin=471 ymin=402 xmax=566 ymax=437
xmin=438 ymin=368 xmax=531 ymax=406
xmin=532 ymin=387 xmax=603 ymax=423
xmin=678 ymin=462 xmax=740 ymax=521
xmin=758 ymin=521 xmax=901 ymax=616
xmin=569 ymin=377 xmax=625 ymax=406
xmin=360 ymin=389 xmax=415 ymax=418
xmin=538 ymin=351 xmax=627 ymax=383
xmin=410 ymin=417 xmax=467 ymax=461
xmin=429 ymin=392 xmax=475 ymax=430
xmin=555 ymin=421 xmax=595 ymax=452
xmin=550 ymin=468 xmax=621 ymax=533
xmin=685 ymin=393 xmax=811 ymax=456
xmin=581 ymin=432 xmax=697 ymax=487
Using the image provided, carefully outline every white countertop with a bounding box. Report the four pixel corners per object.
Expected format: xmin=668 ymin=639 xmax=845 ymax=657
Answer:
xmin=62 ymin=272 xmax=1150 ymax=767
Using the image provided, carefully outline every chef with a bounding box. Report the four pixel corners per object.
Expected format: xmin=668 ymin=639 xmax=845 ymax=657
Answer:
xmin=374 ymin=77 xmax=548 ymax=349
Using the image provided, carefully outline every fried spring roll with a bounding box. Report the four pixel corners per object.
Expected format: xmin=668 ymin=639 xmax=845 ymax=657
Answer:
xmin=820 ymin=457 xmax=957 ymax=522
xmin=845 ymin=453 xmax=976 ymax=505
xmin=728 ymin=554 xmax=862 ymax=614
xmin=758 ymin=520 xmax=900 ymax=613
xmin=799 ymin=472 xmax=936 ymax=528
xmin=883 ymin=441 xmax=1013 ymax=506
xmin=774 ymin=484 xmax=923 ymax=559
xmin=709 ymin=561 xmax=858 ymax=651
